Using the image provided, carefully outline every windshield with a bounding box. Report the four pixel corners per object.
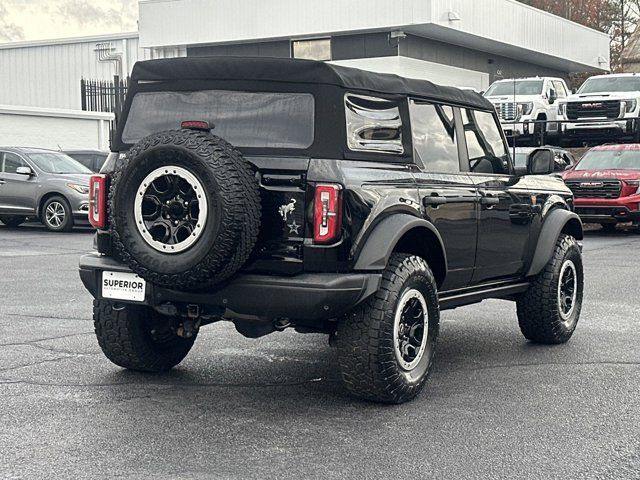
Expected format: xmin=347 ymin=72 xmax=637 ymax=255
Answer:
xmin=578 ymin=76 xmax=640 ymax=94
xmin=484 ymin=80 xmax=543 ymax=97
xmin=575 ymin=150 xmax=640 ymax=171
xmin=27 ymin=152 xmax=92 ymax=174
xmin=122 ymin=89 xmax=315 ymax=148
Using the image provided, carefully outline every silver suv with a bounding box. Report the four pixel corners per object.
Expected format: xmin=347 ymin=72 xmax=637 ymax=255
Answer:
xmin=0 ymin=147 xmax=92 ymax=231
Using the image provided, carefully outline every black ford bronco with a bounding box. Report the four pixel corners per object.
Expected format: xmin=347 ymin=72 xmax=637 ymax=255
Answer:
xmin=79 ymin=57 xmax=584 ymax=404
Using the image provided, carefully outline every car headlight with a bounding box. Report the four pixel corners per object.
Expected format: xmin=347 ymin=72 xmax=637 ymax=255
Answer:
xmin=558 ymin=103 xmax=567 ymax=116
xmin=517 ymin=102 xmax=534 ymax=116
xmin=623 ymin=99 xmax=637 ymax=113
xmin=627 ymin=180 xmax=640 ymax=194
xmin=66 ymin=183 xmax=89 ymax=194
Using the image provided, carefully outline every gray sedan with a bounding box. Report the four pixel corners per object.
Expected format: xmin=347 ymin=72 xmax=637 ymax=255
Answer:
xmin=0 ymin=147 xmax=92 ymax=231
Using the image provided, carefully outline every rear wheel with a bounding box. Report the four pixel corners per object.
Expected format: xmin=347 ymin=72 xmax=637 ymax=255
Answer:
xmin=516 ymin=234 xmax=583 ymax=344
xmin=0 ymin=215 xmax=26 ymax=227
xmin=93 ymin=299 xmax=196 ymax=372
xmin=336 ymin=254 xmax=440 ymax=404
xmin=41 ymin=196 xmax=73 ymax=232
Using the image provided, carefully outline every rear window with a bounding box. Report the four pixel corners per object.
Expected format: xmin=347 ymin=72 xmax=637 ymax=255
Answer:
xmin=121 ymin=90 xmax=315 ymax=149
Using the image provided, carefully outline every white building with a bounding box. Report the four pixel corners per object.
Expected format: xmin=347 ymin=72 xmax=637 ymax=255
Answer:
xmin=0 ymin=0 xmax=612 ymax=149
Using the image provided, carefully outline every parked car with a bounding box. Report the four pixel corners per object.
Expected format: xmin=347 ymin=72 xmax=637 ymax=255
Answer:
xmin=562 ymin=144 xmax=640 ymax=230
xmin=560 ymin=73 xmax=640 ymax=143
xmin=513 ymin=146 xmax=576 ymax=175
xmin=484 ymin=77 xmax=569 ymax=144
xmin=79 ymin=57 xmax=584 ymax=404
xmin=64 ymin=149 xmax=109 ymax=173
xmin=0 ymin=147 xmax=91 ymax=231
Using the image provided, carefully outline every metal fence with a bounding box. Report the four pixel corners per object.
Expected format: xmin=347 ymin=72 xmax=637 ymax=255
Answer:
xmin=80 ymin=76 xmax=129 ymax=146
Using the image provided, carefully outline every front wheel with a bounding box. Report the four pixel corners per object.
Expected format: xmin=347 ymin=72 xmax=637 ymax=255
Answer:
xmin=41 ymin=196 xmax=74 ymax=232
xmin=93 ymin=299 xmax=196 ymax=372
xmin=517 ymin=234 xmax=583 ymax=344
xmin=336 ymin=254 xmax=440 ymax=404
xmin=0 ymin=215 xmax=26 ymax=227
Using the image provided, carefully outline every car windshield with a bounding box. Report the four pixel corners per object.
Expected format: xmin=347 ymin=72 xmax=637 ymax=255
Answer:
xmin=26 ymin=152 xmax=92 ymax=174
xmin=575 ymin=150 xmax=640 ymax=170
xmin=484 ymin=80 xmax=543 ymax=97
xmin=578 ymin=76 xmax=640 ymax=94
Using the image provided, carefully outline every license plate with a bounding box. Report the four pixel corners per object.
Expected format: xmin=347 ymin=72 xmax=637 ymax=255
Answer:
xmin=102 ymin=271 xmax=146 ymax=302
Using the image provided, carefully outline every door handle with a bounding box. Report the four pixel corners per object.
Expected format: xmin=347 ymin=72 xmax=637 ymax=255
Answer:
xmin=423 ymin=195 xmax=448 ymax=207
xmin=0 ymin=180 xmax=5 ymax=185
xmin=479 ymin=196 xmax=500 ymax=206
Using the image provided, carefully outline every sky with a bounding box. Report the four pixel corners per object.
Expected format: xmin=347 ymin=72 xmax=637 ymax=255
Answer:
xmin=0 ymin=0 xmax=138 ymax=42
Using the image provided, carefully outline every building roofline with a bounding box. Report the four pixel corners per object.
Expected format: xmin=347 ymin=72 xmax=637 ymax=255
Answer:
xmin=0 ymin=32 xmax=139 ymax=50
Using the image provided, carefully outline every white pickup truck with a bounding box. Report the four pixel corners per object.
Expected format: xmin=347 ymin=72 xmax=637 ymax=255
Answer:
xmin=560 ymin=73 xmax=640 ymax=143
xmin=484 ymin=77 xmax=569 ymax=144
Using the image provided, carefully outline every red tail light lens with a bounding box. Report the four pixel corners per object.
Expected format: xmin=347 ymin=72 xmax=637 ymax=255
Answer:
xmin=313 ymin=184 xmax=342 ymax=244
xmin=88 ymin=174 xmax=107 ymax=229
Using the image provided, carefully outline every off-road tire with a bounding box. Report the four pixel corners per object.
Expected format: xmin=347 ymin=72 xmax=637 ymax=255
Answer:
xmin=336 ymin=254 xmax=440 ymax=404
xmin=109 ymin=129 xmax=261 ymax=289
xmin=93 ymin=299 xmax=196 ymax=372
xmin=0 ymin=215 xmax=26 ymax=227
xmin=41 ymin=196 xmax=74 ymax=232
xmin=517 ymin=234 xmax=583 ymax=344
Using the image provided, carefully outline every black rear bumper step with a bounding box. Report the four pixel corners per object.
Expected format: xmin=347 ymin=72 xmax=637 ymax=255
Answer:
xmin=79 ymin=253 xmax=381 ymax=322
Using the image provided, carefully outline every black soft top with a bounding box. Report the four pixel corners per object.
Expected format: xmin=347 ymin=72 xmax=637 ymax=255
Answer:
xmin=130 ymin=56 xmax=493 ymax=110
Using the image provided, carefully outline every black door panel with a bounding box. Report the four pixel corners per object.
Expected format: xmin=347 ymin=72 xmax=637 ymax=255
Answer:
xmin=471 ymin=176 xmax=535 ymax=283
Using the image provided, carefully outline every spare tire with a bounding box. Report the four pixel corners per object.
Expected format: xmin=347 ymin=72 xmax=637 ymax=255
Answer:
xmin=109 ymin=129 xmax=261 ymax=289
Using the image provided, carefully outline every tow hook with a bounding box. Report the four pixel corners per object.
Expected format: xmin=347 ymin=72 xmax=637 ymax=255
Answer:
xmin=176 ymin=304 xmax=202 ymax=338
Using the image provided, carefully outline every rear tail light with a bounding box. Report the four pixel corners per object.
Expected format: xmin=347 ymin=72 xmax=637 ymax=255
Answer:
xmin=88 ymin=174 xmax=107 ymax=229
xmin=313 ymin=184 xmax=342 ymax=244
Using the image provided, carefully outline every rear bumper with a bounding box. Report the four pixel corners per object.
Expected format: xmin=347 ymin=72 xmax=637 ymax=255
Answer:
xmin=79 ymin=253 xmax=381 ymax=322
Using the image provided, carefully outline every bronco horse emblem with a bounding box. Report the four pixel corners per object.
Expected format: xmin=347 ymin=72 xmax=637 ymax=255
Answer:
xmin=278 ymin=198 xmax=296 ymax=222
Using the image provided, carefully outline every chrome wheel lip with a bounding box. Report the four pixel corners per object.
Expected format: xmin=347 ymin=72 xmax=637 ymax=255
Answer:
xmin=45 ymin=201 xmax=65 ymax=228
xmin=393 ymin=288 xmax=428 ymax=372
xmin=134 ymin=166 xmax=208 ymax=254
xmin=558 ymin=259 xmax=578 ymax=322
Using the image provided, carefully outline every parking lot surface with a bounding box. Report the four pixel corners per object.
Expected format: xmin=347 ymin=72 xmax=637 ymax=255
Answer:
xmin=1 ymin=224 xmax=639 ymax=480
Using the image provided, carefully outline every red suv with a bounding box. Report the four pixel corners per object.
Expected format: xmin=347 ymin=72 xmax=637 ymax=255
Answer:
xmin=562 ymin=144 xmax=640 ymax=230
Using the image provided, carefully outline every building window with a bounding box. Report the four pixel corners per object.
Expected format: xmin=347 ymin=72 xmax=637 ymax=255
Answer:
xmin=292 ymin=38 xmax=331 ymax=61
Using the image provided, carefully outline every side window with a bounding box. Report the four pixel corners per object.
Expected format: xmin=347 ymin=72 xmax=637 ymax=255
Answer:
xmin=2 ymin=152 xmax=24 ymax=174
xmin=553 ymin=81 xmax=568 ymax=98
xmin=462 ymin=109 xmax=510 ymax=175
xmin=409 ymin=101 xmax=459 ymax=173
xmin=345 ymin=94 xmax=403 ymax=154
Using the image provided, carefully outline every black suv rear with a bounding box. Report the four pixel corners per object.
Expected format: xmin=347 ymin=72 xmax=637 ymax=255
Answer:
xmin=80 ymin=57 xmax=584 ymax=403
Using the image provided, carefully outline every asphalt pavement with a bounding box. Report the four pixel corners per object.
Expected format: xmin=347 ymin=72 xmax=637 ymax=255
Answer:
xmin=0 ymin=223 xmax=639 ymax=480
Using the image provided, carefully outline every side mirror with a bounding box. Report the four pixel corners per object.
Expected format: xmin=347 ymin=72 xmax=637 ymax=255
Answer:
xmin=16 ymin=166 xmax=33 ymax=176
xmin=527 ymin=149 xmax=555 ymax=175
xmin=548 ymin=89 xmax=557 ymax=105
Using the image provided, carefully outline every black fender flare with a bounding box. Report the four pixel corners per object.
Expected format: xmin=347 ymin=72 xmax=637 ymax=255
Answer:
xmin=353 ymin=214 xmax=448 ymax=273
xmin=526 ymin=209 xmax=583 ymax=277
